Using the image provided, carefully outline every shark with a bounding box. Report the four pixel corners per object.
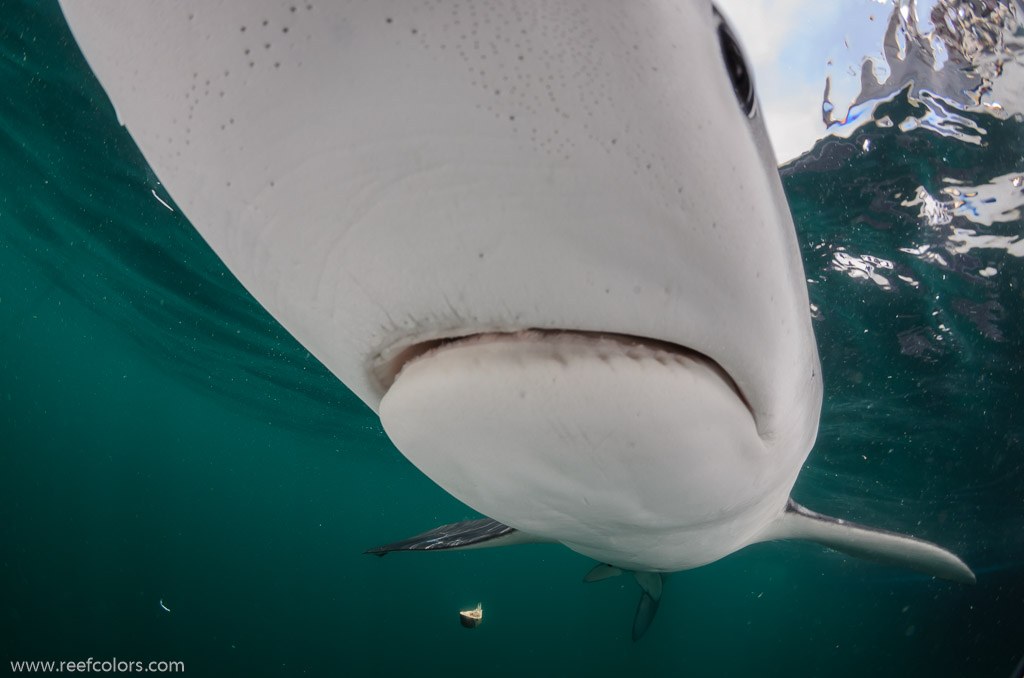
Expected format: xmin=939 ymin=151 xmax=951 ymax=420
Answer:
xmin=58 ymin=0 xmax=975 ymax=640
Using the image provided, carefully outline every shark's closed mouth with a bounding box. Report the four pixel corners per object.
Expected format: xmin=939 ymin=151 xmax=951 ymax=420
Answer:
xmin=373 ymin=330 xmax=753 ymax=417
xmin=377 ymin=330 xmax=770 ymax=570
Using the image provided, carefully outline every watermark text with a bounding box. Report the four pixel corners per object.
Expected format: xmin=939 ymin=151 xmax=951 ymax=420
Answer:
xmin=10 ymin=658 xmax=184 ymax=673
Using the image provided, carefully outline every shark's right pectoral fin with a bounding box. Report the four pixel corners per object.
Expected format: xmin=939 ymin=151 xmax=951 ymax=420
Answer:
xmin=756 ymin=499 xmax=976 ymax=584
xmin=364 ymin=517 xmax=553 ymax=556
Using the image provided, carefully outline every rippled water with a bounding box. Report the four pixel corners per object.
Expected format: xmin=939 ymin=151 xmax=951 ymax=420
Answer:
xmin=2 ymin=2 xmax=1023 ymax=677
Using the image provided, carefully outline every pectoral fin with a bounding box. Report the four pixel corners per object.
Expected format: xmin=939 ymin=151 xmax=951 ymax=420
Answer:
xmin=364 ymin=517 xmax=551 ymax=555
xmin=757 ymin=499 xmax=975 ymax=584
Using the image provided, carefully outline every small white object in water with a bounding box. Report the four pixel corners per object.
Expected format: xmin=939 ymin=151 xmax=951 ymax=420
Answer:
xmin=459 ymin=603 xmax=482 ymax=628
xmin=151 ymin=188 xmax=173 ymax=211
xmin=159 ymin=599 xmax=171 ymax=613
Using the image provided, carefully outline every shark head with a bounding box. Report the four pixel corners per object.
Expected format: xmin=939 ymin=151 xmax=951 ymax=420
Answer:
xmin=62 ymin=0 xmax=971 ymax=609
xmin=59 ymin=0 xmax=820 ymax=571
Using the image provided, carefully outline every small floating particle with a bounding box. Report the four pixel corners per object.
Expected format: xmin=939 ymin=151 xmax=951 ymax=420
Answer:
xmin=151 ymin=189 xmax=173 ymax=211
xmin=459 ymin=603 xmax=482 ymax=628
xmin=159 ymin=599 xmax=171 ymax=613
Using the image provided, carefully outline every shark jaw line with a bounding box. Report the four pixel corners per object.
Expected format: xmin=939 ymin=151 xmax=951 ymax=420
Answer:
xmin=372 ymin=329 xmax=756 ymax=428
xmin=376 ymin=328 xmax=777 ymax=570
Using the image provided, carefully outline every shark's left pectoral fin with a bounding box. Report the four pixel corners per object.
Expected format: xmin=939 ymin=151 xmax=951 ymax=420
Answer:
xmin=364 ymin=517 xmax=552 ymax=556
xmin=757 ymin=499 xmax=976 ymax=584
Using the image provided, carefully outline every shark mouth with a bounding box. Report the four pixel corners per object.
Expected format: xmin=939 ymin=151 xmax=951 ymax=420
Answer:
xmin=374 ymin=329 xmax=771 ymax=562
xmin=372 ymin=329 xmax=754 ymax=422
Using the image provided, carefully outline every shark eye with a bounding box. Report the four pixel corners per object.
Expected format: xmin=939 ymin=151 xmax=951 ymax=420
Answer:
xmin=715 ymin=11 xmax=756 ymax=118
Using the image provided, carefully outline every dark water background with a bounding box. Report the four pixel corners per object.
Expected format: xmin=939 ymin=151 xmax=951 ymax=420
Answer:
xmin=2 ymin=1 xmax=1022 ymax=676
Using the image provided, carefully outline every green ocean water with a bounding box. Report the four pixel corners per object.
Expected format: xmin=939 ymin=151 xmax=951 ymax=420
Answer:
xmin=2 ymin=1 xmax=1023 ymax=676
